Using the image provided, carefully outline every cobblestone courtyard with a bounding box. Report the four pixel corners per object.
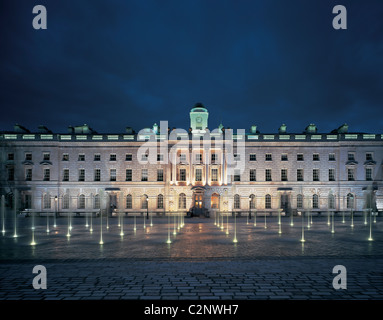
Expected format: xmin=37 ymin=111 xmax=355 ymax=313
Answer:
xmin=1 ymin=214 xmax=382 ymax=300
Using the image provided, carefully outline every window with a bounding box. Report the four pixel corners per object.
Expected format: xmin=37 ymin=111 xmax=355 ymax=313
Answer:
xmin=281 ymin=169 xmax=288 ymax=181
xmin=110 ymin=169 xmax=117 ymax=181
xmin=94 ymin=154 xmax=101 ymax=161
xmin=94 ymin=169 xmax=101 ymax=181
xmin=7 ymin=153 xmax=14 ymax=161
xmin=110 ymin=154 xmax=116 ymax=161
xmin=211 ymin=168 xmax=218 ymax=181
xmin=329 ymin=168 xmax=335 ymax=181
xmin=180 ymin=154 xmax=187 ymax=162
xmin=43 ymin=168 xmax=50 ymax=181
xmin=141 ymin=169 xmax=148 ymax=181
xmin=234 ymin=194 xmax=241 ymax=209
xmin=126 ymin=169 xmax=132 ymax=181
xmin=63 ymin=169 xmax=69 ymax=181
xmin=366 ymin=153 xmax=373 ymax=161
xmin=25 ymin=153 xmax=32 ymax=161
xmin=347 ymin=168 xmax=355 ymax=181
xmin=329 ymin=153 xmax=336 ymax=161
xmin=234 ymin=153 xmax=241 ymax=161
xmin=265 ymin=194 xmax=271 ymax=209
xmin=94 ymin=194 xmax=100 ymax=209
xmin=157 ymin=154 xmax=164 ymax=162
xmin=328 ymin=194 xmax=335 ymax=210
xmin=250 ymin=169 xmax=256 ymax=181
xmin=265 ymin=169 xmax=272 ymax=181
xmin=141 ymin=154 xmax=148 ymax=161
xmin=7 ymin=167 xmax=14 ymax=181
xmin=62 ymin=194 xmax=69 ymax=209
xmin=43 ymin=194 xmax=51 ymax=209
xmin=195 ymin=153 xmax=202 ymax=163
xmin=346 ymin=193 xmax=354 ymax=209
xmin=178 ymin=193 xmax=186 ymax=209
xmin=157 ymin=194 xmax=164 ymax=209
xmin=249 ymin=154 xmax=257 ymax=161
xmin=265 ymin=153 xmax=272 ymax=161
xmin=78 ymin=154 xmax=85 ymax=161
xmin=157 ymin=169 xmax=164 ymax=181
xmin=313 ymin=153 xmax=320 ymax=161
xmin=25 ymin=168 xmax=32 ymax=181
xmin=195 ymin=168 xmax=202 ymax=181
xmin=313 ymin=169 xmax=319 ymax=181
xmin=179 ymin=168 xmax=186 ymax=181
xmin=312 ymin=194 xmax=319 ymax=209
xmin=297 ymin=194 xmax=303 ymax=209
xmin=347 ymin=153 xmax=355 ymax=161
xmin=281 ymin=154 xmax=288 ymax=161
xmin=78 ymin=169 xmax=85 ymax=181
xmin=366 ymin=168 xmax=372 ymax=181
xmin=297 ymin=169 xmax=304 ymax=181
xmin=62 ymin=153 xmax=69 ymax=161
xmin=211 ymin=153 xmax=217 ymax=163
xmin=234 ymin=169 xmax=241 ymax=182
xmin=43 ymin=152 xmax=50 ymax=161
xmin=126 ymin=194 xmax=132 ymax=209
xmin=78 ymin=194 xmax=85 ymax=209
xmin=125 ymin=154 xmax=132 ymax=161
xmin=297 ymin=154 xmax=304 ymax=161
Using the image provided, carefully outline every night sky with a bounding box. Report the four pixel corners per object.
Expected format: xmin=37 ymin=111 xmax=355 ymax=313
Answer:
xmin=1 ymin=0 xmax=382 ymax=134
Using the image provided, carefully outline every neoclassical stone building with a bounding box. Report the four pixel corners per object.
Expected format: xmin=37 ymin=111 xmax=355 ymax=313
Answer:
xmin=1 ymin=103 xmax=382 ymax=217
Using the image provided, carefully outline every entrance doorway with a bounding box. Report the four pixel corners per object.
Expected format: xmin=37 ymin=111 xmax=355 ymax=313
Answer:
xmin=280 ymin=194 xmax=291 ymax=215
xmin=191 ymin=187 xmax=205 ymax=216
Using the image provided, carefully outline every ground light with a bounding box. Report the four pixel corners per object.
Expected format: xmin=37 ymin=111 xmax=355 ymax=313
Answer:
xmin=368 ymin=209 xmax=373 ymax=241
xmin=1 ymin=195 xmax=5 ymax=235
xmin=30 ymin=212 xmax=36 ymax=246
xmin=233 ymin=213 xmax=238 ymax=243
xmin=99 ymin=210 xmax=104 ymax=245
xmin=120 ymin=211 xmax=124 ymax=237
xmin=299 ymin=211 xmax=305 ymax=242
xmin=166 ymin=214 xmax=172 ymax=244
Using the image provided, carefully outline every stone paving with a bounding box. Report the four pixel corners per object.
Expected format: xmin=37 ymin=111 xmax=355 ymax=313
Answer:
xmin=0 ymin=215 xmax=382 ymax=300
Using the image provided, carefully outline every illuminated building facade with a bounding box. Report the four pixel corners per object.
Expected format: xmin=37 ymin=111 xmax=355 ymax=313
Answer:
xmin=1 ymin=103 xmax=382 ymax=217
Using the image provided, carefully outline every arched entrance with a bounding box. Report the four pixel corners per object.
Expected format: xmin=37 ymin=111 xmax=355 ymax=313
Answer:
xmin=191 ymin=186 xmax=206 ymax=216
xmin=211 ymin=193 xmax=220 ymax=209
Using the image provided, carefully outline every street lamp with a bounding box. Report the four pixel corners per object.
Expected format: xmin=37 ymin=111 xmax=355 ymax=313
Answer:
xmin=248 ymin=195 xmax=252 ymax=221
xmin=350 ymin=194 xmax=354 ymax=228
xmin=54 ymin=196 xmax=58 ymax=228
xmin=146 ymin=197 xmax=149 ymax=220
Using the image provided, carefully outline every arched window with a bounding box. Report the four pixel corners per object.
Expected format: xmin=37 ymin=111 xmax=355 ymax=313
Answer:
xmin=312 ymin=194 xmax=319 ymax=209
xmin=178 ymin=193 xmax=186 ymax=209
xmin=94 ymin=194 xmax=100 ymax=209
xmin=234 ymin=194 xmax=241 ymax=209
xmin=211 ymin=193 xmax=219 ymax=209
xmin=296 ymin=194 xmax=303 ymax=209
xmin=265 ymin=194 xmax=271 ymax=209
xmin=126 ymin=194 xmax=132 ymax=209
xmin=62 ymin=194 xmax=69 ymax=209
xmin=43 ymin=193 xmax=51 ymax=209
xmin=328 ymin=194 xmax=335 ymax=210
xmin=78 ymin=194 xmax=85 ymax=209
xmin=141 ymin=194 xmax=148 ymax=209
xmin=157 ymin=194 xmax=164 ymax=209
xmin=346 ymin=193 xmax=354 ymax=209
xmin=249 ymin=194 xmax=256 ymax=209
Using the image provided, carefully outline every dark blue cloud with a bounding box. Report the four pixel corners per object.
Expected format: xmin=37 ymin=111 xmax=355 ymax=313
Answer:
xmin=1 ymin=0 xmax=382 ymax=134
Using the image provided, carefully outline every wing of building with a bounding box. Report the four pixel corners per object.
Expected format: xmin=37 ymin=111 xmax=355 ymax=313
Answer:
xmin=1 ymin=103 xmax=382 ymax=217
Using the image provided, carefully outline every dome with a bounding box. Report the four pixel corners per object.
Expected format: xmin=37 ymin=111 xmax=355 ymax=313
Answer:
xmin=190 ymin=102 xmax=208 ymax=113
